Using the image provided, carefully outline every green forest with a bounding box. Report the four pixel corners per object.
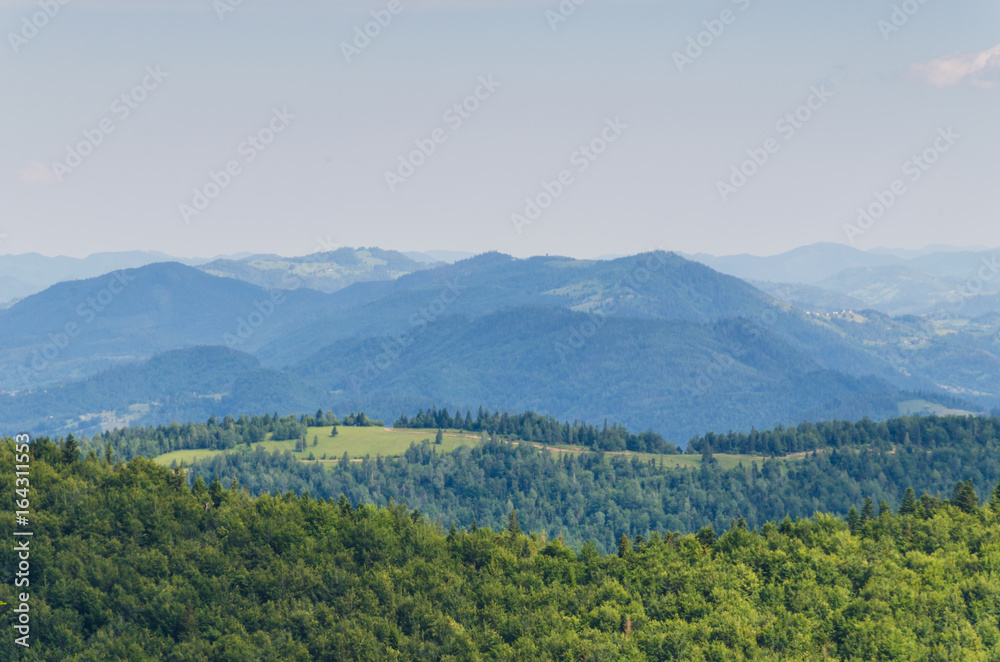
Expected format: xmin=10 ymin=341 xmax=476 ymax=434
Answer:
xmin=4 ymin=436 xmax=1000 ymax=660
xmin=394 ymin=407 xmax=678 ymax=454
xmin=58 ymin=410 xmax=1000 ymax=551
xmin=183 ymin=417 xmax=1000 ymax=552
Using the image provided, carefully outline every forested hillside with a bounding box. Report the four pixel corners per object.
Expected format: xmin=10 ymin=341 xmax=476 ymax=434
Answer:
xmin=186 ymin=418 xmax=1000 ymax=552
xmin=685 ymin=412 xmax=995 ymax=455
xmin=4 ymin=437 xmax=1000 ymax=660
xmin=70 ymin=410 xmax=1000 ymax=552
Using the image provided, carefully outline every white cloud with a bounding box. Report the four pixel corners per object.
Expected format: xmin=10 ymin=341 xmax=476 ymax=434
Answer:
xmin=911 ymin=43 xmax=1000 ymax=89
xmin=17 ymin=161 xmax=57 ymax=185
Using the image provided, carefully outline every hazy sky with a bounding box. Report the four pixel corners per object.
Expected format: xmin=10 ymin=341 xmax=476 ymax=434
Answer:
xmin=2 ymin=0 xmax=998 ymax=259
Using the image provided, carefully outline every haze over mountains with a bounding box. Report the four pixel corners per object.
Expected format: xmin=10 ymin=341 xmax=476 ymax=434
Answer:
xmin=3 ymin=245 xmax=998 ymax=442
xmin=687 ymin=242 xmax=1000 ymax=317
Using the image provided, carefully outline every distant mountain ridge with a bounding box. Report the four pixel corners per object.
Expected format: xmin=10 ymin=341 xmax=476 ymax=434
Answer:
xmin=196 ymin=247 xmax=442 ymax=293
xmin=687 ymin=242 xmax=1000 ymax=316
xmin=0 ymin=250 xmax=209 ymax=305
xmin=3 ymin=250 xmax=988 ymax=442
xmin=0 ymin=246 xmax=463 ymax=305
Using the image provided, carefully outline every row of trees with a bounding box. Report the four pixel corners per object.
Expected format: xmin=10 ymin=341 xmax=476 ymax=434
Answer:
xmin=686 ymin=414 xmax=995 ymax=455
xmin=79 ymin=409 xmax=384 ymax=460
xmin=395 ymin=406 xmax=679 ymax=454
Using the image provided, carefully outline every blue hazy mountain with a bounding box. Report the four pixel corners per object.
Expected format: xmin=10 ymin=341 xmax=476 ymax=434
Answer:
xmin=0 ymin=251 xmax=986 ymax=440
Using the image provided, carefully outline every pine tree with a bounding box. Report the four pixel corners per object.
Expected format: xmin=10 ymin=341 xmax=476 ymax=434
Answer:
xmin=209 ymin=478 xmax=224 ymax=508
xmin=62 ymin=434 xmax=79 ymax=464
xmin=435 ymin=429 xmax=444 ymax=445
xmin=847 ymin=507 xmax=860 ymax=534
xmin=507 ymin=509 xmax=521 ymax=537
xmin=618 ymin=534 xmax=632 ymax=558
xmin=990 ymin=482 xmax=1000 ymax=514
xmin=952 ymin=480 xmax=978 ymax=514
xmin=861 ymin=497 xmax=875 ymax=523
xmin=900 ymin=487 xmax=917 ymax=515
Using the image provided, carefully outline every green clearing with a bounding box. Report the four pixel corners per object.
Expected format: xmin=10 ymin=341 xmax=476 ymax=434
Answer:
xmin=153 ymin=427 xmax=482 ymax=467
xmin=628 ymin=451 xmax=788 ymax=470
xmin=503 ymin=441 xmax=773 ymax=471
xmin=264 ymin=426 xmax=482 ymax=460
xmin=153 ymin=425 xmax=792 ymax=471
xmin=152 ymin=448 xmax=228 ymax=467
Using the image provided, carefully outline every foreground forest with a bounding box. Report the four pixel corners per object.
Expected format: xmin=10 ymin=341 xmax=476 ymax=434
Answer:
xmin=3 ymin=437 xmax=1000 ymax=660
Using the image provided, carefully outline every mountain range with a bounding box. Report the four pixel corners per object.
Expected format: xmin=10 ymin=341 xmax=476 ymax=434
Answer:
xmin=0 ymin=247 xmax=471 ymax=307
xmin=3 ymin=247 xmax=997 ymax=442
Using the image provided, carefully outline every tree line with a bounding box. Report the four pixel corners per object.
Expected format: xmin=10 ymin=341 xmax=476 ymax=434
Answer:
xmin=394 ymin=406 xmax=678 ymax=454
xmin=84 ymin=409 xmax=384 ymax=461
xmin=685 ymin=414 xmax=994 ymax=456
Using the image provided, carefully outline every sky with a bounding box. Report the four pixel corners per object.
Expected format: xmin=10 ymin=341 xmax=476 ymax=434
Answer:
xmin=1 ymin=0 xmax=998 ymax=260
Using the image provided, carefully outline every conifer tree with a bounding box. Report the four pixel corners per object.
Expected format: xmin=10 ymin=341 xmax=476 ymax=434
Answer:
xmin=900 ymin=487 xmax=917 ymax=515
xmin=62 ymin=434 xmax=79 ymax=464
xmin=952 ymin=480 xmax=978 ymax=514
xmin=618 ymin=534 xmax=632 ymax=558
xmin=990 ymin=483 xmax=1000 ymax=514
xmin=861 ymin=497 xmax=875 ymax=523
xmin=507 ymin=509 xmax=522 ymax=537
xmin=847 ymin=507 xmax=860 ymax=534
